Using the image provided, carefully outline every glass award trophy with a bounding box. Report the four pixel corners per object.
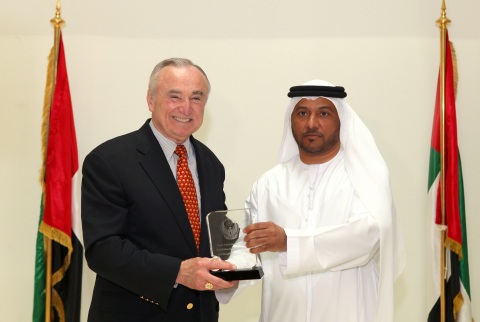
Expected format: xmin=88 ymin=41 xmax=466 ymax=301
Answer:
xmin=206 ymin=208 xmax=264 ymax=281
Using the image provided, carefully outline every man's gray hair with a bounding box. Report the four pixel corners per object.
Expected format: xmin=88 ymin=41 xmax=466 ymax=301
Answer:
xmin=148 ymin=58 xmax=210 ymax=97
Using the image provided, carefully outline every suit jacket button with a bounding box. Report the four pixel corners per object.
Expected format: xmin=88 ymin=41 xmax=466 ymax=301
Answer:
xmin=187 ymin=303 xmax=194 ymax=310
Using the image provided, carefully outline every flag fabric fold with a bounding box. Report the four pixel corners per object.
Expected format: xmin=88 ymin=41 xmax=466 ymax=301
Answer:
xmin=33 ymin=32 xmax=83 ymax=322
xmin=427 ymin=30 xmax=473 ymax=322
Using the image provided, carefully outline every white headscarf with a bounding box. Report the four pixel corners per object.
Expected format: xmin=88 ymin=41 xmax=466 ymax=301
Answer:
xmin=279 ymin=79 xmax=406 ymax=321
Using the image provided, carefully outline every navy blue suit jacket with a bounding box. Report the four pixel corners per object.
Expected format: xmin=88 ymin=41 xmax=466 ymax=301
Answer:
xmin=81 ymin=119 xmax=226 ymax=322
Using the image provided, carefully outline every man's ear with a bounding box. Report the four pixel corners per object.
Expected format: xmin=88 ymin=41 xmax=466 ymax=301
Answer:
xmin=146 ymin=91 xmax=154 ymax=112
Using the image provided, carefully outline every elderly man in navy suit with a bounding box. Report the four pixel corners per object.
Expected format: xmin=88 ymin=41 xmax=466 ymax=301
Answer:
xmin=81 ymin=58 xmax=236 ymax=322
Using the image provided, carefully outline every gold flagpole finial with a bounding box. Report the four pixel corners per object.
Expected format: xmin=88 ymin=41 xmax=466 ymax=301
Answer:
xmin=50 ymin=0 xmax=64 ymax=30
xmin=436 ymin=0 xmax=451 ymax=31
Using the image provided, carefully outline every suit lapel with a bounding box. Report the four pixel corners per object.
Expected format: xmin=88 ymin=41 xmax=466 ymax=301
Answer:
xmin=136 ymin=122 xmax=198 ymax=255
xmin=192 ymin=138 xmax=211 ymax=213
xmin=191 ymin=138 xmax=217 ymax=257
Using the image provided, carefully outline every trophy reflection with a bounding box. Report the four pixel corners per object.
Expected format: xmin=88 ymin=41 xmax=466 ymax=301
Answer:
xmin=206 ymin=208 xmax=264 ymax=281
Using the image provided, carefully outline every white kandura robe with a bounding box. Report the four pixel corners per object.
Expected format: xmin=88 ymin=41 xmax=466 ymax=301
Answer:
xmin=246 ymin=151 xmax=380 ymax=322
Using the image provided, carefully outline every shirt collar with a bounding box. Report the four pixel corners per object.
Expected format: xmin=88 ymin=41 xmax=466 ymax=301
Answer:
xmin=149 ymin=120 xmax=194 ymax=160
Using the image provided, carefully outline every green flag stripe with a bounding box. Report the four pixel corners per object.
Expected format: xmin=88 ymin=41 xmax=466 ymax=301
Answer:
xmin=33 ymin=196 xmax=46 ymax=322
xmin=457 ymin=155 xmax=471 ymax=297
xmin=428 ymin=147 xmax=440 ymax=191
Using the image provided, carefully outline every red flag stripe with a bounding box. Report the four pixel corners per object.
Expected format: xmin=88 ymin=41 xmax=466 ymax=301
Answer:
xmin=431 ymin=31 xmax=462 ymax=251
xmin=42 ymin=34 xmax=79 ymax=240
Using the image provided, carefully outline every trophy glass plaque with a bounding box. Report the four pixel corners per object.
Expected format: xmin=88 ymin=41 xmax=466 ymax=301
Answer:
xmin=206 ymin=208 xmax=264 ymax=281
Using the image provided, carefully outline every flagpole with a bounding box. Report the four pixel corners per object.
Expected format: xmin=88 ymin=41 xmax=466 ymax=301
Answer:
xmin=45 ymin=2 xmax=64 ymax=321
xmin=50 ymin=0 xmax=64 ymax=79
xmin=45 ymin=238 xmax=52 ymax=322
xmin=435 ymin=1 xmax=450 ymax=322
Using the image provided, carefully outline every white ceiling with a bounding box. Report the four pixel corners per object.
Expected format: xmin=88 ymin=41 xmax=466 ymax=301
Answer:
xmin=1 ymin=0 xmax=478 ymax=39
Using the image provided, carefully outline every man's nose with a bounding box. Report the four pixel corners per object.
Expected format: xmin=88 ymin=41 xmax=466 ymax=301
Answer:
xmin=178 ymin=98 xmax=192 ymax=115
xmin=306 ymin=115 xmax=319 ymax=128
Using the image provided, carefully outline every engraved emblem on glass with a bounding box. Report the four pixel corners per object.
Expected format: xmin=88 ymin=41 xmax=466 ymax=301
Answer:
xmin=206 ymin=208 xmax=264 ymax=280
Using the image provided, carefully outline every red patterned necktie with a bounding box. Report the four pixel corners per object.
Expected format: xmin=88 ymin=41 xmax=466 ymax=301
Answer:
xmin=174 ymin=145 xmax=201 ymax=253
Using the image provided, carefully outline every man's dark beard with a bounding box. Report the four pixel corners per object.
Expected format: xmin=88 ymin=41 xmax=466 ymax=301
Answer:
xmin=294 ymin=129 xmax=340 ymax=155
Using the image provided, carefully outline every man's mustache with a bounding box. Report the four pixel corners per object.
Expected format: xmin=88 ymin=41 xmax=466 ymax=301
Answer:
xmin=302 ymin=129 xmax=322 ymax=135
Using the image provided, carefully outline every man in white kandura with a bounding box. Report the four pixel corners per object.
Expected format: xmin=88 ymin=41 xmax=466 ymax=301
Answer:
xmin=217 ymin=80 xmax=406 ymax=322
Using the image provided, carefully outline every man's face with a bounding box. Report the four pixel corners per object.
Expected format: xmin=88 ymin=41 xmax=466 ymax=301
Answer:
xmin=147 ymin=65 xmax=209 ymax=144
xmin=291 ymin=97 xmax=341 ymax=163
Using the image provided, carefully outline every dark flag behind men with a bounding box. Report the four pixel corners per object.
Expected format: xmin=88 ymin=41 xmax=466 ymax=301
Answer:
xmin=33 ymin=27 xmax=83 ymax=322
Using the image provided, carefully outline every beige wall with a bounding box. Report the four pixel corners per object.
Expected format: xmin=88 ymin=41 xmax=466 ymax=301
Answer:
xmin=1 ymin=1 xmax=479 ymax=321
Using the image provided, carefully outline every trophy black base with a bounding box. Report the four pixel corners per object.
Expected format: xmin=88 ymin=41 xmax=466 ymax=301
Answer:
xmin=210 ymin=267 xmax=264 ymax=281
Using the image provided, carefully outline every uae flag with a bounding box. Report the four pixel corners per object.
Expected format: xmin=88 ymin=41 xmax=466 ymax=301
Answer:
xmin=33 ymin=32 xmax=83 ymax=322
xmin=427 ymin=31 xmax=473 ymax=322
